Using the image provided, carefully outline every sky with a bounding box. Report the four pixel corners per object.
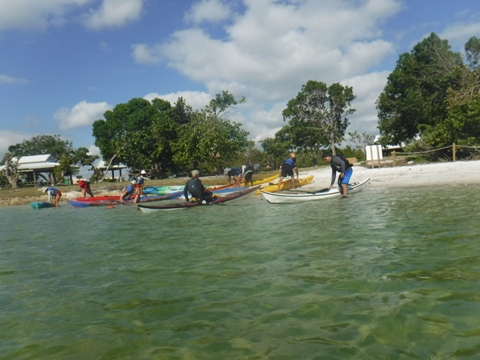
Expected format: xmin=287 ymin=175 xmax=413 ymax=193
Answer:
xmin=1 ymin=0 xmax=479 ymax=161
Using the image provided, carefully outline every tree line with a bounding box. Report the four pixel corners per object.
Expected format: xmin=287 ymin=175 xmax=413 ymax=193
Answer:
xmin=2 ymin=32 xmax=479 ymax=188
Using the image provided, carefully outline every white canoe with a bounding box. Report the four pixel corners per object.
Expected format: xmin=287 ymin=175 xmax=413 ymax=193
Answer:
xmin=260 ymin=178 xmax=370 ymax=204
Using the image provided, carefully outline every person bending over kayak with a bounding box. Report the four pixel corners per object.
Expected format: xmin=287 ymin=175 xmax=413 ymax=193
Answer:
xmin=120 ymin=180 xmax=136 ymax=202
xmin=77 ymin=179 xmax=94 ymax=198
xmin=243 ymin=164 xmax=254 ymax=186
xmin=322 ymin=153 xmax=353 ymax=198
xmin=133 ymin=170 xmax=149 ymax=204
xmin=184 ymin=170 xmax=214 ymax=204
xmin=42 ymin=186 xmax=62 ymax=207
xmin=227 ymin=167 xmax=242 ymax=187
xmin=278 ymin=152 xmax=299 ymax=190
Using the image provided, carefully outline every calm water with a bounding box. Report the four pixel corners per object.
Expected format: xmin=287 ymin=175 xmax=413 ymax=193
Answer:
xmin=1 ymin=185 xmax=480 ymax=359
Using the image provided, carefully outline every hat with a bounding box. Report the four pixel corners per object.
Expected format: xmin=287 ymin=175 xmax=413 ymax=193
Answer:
xmin=141 ymin=170 xmax=147 ymax=175
xmin=191 ymin=170 xmax=200 ymax=177
xmin=41 ymin=187 xmax=48 ymax=192
xmin=131 ymin=180 xmax=136 ymax=184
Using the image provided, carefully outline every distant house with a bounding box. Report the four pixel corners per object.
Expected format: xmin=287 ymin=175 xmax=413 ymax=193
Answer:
xmin=0 ymin=154 xmax=60 ymax=186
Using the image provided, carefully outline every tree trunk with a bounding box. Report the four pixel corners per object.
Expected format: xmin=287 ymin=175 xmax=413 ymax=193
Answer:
xmin=2 ymin=158 xmax=18 ymax=189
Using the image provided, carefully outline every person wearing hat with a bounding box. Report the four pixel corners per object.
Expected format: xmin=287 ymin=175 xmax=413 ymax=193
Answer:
xmin=118 ymin=180 xmax=137 ymax=202
xmin=278 ymin=152 xmax=299 ymax=190
xmin=42 ymin=186 xmax=62 ymax=207
xmin=322 ymin=153 xmax=353 ymax=198
xmin=133 ymin=170 xmax=149 ymax=204
xmin=184 ymin=170 xmax=214 ymax=205
xmin=77 ymin=178 xmax=94 ymax=198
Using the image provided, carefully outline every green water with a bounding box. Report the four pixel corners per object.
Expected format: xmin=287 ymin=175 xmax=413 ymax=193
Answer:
xmin=1 ymin=185 xmax=480 ymax=359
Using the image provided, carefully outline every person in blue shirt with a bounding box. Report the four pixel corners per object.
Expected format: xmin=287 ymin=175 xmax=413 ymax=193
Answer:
xmin=120 ymin=180 xmax=136 ymax=202
xmin=278 ymin=153 xmax=299 ymax=190
xmin=42 ymin=186 xmax=62 ymax=207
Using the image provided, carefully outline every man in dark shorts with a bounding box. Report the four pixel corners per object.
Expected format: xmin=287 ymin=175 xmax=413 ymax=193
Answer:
xmin=227 ymin=167 xmax=242 ymax=187
xmin=243 ymin=164 xmax=254 ymax=186
xmin=322 ymin=153 xmax=353 ymax=198
xmin=184 ymin=170 xmax=214 ymax=204
xmin=278 ymin=152 xmax=299 ymax=190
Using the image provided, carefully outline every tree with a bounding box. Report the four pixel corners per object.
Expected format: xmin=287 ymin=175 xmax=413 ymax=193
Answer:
xmin=260 ymin=135 xmax=291 ymax=170
xmin=92 ymin=98 xmax=178 ymax=173
xmin=376 ymin=33 xmax=463 ymax=145
xmin=347 ymin=131 xmax=375 ymax=156
xmin=282 ymin=80 xmax=356 ymax=156
xmin=172 ymin=92 xmax=248 ymax=173
xmin=465 ymin=36 xmax=480 ymax=71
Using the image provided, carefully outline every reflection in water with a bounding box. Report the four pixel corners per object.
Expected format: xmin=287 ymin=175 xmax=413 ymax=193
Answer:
xmin=1 ymin=184 xmax=480 ymax=359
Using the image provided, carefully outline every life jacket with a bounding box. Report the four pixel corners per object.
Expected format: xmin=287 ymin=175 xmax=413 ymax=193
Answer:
xmin=331 ymin=155 xmax=352 ymax=172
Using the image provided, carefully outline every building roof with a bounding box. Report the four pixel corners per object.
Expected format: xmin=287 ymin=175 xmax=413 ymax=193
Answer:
xmin=97 ymin=160 xmax=127 ymax=170
xmin=0 ymin=154 xmax=60 ymax=172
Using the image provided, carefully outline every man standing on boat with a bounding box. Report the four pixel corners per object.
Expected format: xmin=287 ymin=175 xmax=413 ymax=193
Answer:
xmin=278 ymin=152 xmax=299 ymax=190
xmin=184 ymin=170 xmax=213 ymax=204
xmin=322 ymin=153 xmax=353 ymax=198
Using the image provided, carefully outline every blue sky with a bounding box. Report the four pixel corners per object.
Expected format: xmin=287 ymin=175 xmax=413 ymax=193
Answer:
xmin=1 ymin=0 xmax=479 ymax=161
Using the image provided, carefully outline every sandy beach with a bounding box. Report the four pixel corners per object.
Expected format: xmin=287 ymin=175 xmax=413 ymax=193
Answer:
xmin=299 ymin=160 xmax=480 ymax=190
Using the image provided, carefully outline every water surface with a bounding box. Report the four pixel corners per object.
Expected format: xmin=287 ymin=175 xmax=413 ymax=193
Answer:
xmin=1 ymin=185 xmax=480 ymax=359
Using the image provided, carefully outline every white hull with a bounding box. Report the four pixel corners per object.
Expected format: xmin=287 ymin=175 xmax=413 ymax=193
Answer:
xmin=261 ymin=178 xmax=370 ymax=204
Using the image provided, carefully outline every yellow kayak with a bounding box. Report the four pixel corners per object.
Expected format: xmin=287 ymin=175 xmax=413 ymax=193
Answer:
xmin=255 ymin=175 xmax=314 ymax=194
xmin=247 ymin=173 xmax=279 ymax=186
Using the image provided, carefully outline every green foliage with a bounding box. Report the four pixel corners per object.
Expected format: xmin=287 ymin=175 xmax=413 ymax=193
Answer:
xmin=282 ymin=80 xmax=355 ymax=155
xmin=260 ymin=135 xmax=291 ymax=170
xmin=377 ymin=33 xmax=463 ymax=145
xmin=3 ymin=134 xmax=73 ymax=163
xmin=465 ymin=36 xmax=480 ymax=70
xmin=347 ymin=131 xmax=375 ymax=156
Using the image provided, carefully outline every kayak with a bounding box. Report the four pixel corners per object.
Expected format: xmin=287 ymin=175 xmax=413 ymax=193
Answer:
xmin=143 ymin=184 xmax=230 ymax=195
xmin=255 ymin=175 xmax=314 ymax=194
xmin=260 ymin=178 xmax=370 ymax=204
xmin=245 ymin=173 xmax=278 ymax=186
xmin=138 ymin=185 xmax=261 ymax=212
xmin=66 ymin=191 xmax=182 ymax=207
xmin=31 ymin=201 xmax=55 ymax=209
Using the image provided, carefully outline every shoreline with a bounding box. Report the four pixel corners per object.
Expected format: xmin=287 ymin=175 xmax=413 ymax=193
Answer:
xmin=300 ymin=160 xmax=480 ymax=190
xmin=2 ymin=160 xmax=479 ymax=207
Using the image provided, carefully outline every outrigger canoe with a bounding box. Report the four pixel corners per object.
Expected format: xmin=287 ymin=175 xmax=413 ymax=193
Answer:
xmin=138 ymin=185 xmax=260 ymax=212
xmin=260 ymin=178 xmax=370 ymax=204
xmin=66 ymin=191 xmax=182 ymax=207
xmin=255 ymin=175 xmax=314 ymax=195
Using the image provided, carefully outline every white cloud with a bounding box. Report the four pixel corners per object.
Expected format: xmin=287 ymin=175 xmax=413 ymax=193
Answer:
xmin=0 ymin=0 xmax=144 ymax=32
xmin=82 ymin=0 xmax=144 ymax=30
xmin=0 ymin=131 xmax=34 ymax=160
xmin=134 ymin=0 xmax=401 ymax=140
xmin=0 ymin=74 xmax=28 ymax=84
xmin=87 ymin=144 xmax=101 ymax=156
xmin=54 ymin=100 xmax=112 ymax=130
xmin=0 ymin=0 xmax=91 ymax=31
xmin=144 ymin=91 xmax=212 ymax=111
xmin=184 ymin=0 xmax=232 ymax=24
xmin=439 ymin=21 xmax=480 ymax=50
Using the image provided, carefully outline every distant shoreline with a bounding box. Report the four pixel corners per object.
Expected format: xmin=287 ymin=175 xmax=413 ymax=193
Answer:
xmin=1 ymin=160 xmax=479 ymax=207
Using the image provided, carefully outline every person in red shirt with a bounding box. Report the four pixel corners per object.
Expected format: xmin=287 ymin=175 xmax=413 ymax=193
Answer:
xmin=77 ymin=179 xmax=94 ymax=198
